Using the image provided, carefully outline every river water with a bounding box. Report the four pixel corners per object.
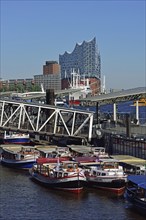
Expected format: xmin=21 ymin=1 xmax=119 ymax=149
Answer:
xmin=0 ymin=165 xmax=145 ymax=220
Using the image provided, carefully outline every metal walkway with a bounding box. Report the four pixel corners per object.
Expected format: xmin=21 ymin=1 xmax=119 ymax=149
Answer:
xmin=81 ymin=86 xmax=146 ymax=105
xmin=0 ymin=99 xmax=94 ymax=141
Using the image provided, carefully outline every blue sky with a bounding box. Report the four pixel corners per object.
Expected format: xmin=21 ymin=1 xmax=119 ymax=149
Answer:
xmin=1 ymin=0 xmax=145 ymax=90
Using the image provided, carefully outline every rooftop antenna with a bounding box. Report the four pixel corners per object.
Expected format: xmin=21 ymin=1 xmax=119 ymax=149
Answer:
xmin=102 ymin=75 xmax=106 ymax=94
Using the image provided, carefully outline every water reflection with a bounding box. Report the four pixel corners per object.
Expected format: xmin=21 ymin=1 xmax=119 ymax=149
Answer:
xmin=0 ymin=165 xmax=145 ymax=220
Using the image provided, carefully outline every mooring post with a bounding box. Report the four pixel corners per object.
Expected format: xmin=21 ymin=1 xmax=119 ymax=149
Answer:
xmin=46 ymin=89 xmax=55 ymax=105
xmin=126 ymin=113 xmax=131 ymax=138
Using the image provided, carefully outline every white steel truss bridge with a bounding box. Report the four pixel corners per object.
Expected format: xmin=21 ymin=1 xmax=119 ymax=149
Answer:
xmin=0 ymin=99 xmax=94 ymax=141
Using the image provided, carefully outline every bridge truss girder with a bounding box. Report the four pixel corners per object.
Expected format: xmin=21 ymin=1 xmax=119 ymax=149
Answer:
xmin=0 ymin=100 xmax=94 ymax=141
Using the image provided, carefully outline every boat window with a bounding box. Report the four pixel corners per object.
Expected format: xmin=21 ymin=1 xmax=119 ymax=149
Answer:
xmin=97 ymin=172 xmax=100 ymax=176
xmin=74 ymin=164 xmax=78 ymax=169
xmin=93 ymin=171 xmax=96 ymax=176
xmin=64 ymin=173 xmax=68 ymax=177
xmin=101 ymin=173 xmax=106 ymax=176
xmin=104 ymin=163 xmax=115 ymax=169
xmin=49 ymin=170 xmax=54 ymax=176
xmin=67 ymin=164 xmax=73 ymax=169
xmin=58 ymin=172 xmax=62 ymax=177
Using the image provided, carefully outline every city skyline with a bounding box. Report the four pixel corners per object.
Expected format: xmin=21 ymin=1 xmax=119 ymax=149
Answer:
xmin=1 ymin=0 xmax=145 ymax=90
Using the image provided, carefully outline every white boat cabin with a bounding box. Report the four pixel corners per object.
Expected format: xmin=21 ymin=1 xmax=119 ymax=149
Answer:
xmin=34 ymin=161 xmax=80 ymax=178
xmin=91 ymin=147 xmax=109 ymax=158
xmin=36 ymin=146 xmax=71 ymax=158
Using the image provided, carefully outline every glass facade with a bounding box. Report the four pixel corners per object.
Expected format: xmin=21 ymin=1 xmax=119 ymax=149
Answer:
xmin=59 ymin=37 xmax=101 ymax=79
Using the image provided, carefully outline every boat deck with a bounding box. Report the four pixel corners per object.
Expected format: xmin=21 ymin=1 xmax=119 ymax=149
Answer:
xmin=0 ymin=145 xmax=22 ymax=152
xmin=111 ymin=155 xmax=146 ymax=174
xmin=111 ymin=155 xmax=146 ymax=165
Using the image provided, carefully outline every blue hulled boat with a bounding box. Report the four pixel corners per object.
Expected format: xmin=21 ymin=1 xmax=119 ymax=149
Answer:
xmin=1 ymin=145 xmax=39 ymax=169
xmin=4 ymin=131 xmax=30 ymax=145
xmin=125 ymin=175 xmax=146 ymax=215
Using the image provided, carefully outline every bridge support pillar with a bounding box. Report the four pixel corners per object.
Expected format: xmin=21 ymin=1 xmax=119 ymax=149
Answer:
xmin=135 ymin=100 xmax=139 ymax=125
xmin=113 ymin=103 xmax=117 ymax=122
